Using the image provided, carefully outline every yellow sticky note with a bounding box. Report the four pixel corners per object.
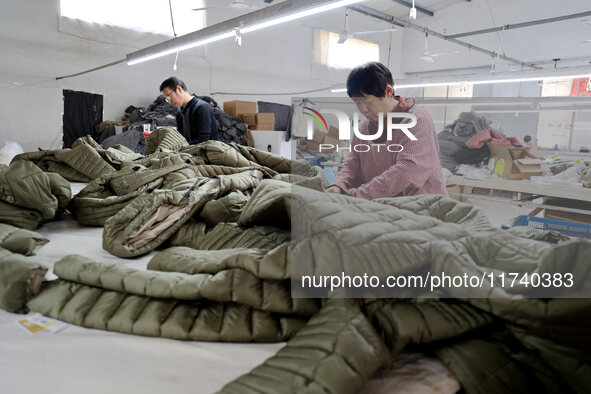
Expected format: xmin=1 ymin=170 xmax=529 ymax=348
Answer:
xmin=494 ymin=158 xmax=505 ymax=177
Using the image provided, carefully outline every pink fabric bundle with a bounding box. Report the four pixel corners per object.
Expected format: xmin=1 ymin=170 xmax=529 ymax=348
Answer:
xmin=466 ymin=129 xmax=523 ymax=149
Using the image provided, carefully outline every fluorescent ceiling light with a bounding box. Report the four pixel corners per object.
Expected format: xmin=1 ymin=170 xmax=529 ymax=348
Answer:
xmin=330 ymin=73 xmax=591 ymax=91
xmin=127 ymin=0 xmax=365 ymax=65
xmin=397 ymin=82 xmax=461 ymax=88
xmin=331 ymin=81 xmax=460 ymax=93
xmin=470 ymin=73 xmax=591 ymax=85
xmin=241 ymin=0 xmax=365 ymax=34
xmin=127 ymin=32 xmax=235 ymax=65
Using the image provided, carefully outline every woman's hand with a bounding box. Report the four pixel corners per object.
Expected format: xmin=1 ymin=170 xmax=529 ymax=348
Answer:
xmin=325 ymin=186 xmax=343 ymax=194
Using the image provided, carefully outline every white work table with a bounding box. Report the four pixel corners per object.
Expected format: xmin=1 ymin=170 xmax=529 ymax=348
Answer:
xmin=446 ymin=175 xmax=591 ymax=217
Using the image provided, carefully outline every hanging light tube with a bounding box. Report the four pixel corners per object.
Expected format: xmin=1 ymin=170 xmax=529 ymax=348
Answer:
xmin=127 ymin=0 xmax=365 ymax=66
xmin=127 ymin=32 xmax=235 ymax=65
xmin=241 ymin=0 xmax=365 ymax=33
xmin=330 ymin=72 xmax=591 ymax=92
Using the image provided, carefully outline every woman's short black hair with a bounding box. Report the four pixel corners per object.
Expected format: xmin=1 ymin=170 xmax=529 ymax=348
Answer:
xmin=159 ymin=76 xmax=187 ymax=92
xmin=346 ymin=62 xmax=394 ymax=97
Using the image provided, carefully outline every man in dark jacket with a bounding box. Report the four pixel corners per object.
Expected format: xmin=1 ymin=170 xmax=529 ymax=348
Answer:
xmin=159 ymin=77 xmax=218 ymax=144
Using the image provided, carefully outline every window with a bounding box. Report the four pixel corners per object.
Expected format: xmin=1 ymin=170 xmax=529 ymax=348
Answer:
xmin=60 ymin=0 xmax=205 ymax=36
xmin=570 ymin=78 xmax=591 ymax=96
xmin=540 ymin=78 xmax=572 ymax=97
xmin=538 ymin=78 xmax=580 ymax=150
xmin=314 ymin=30 xmax=379 ymax=69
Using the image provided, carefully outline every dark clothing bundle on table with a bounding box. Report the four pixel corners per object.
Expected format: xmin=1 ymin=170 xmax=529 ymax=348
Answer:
xmin=102 ymin=130 xmax=147 ymax=154
xmin=438 ymin=112 xmax=493 ymax=172
xmin=196 ymin=95 xmax=248 ymax=145
xmin=123 ymin=96 xmax=178 ymax=132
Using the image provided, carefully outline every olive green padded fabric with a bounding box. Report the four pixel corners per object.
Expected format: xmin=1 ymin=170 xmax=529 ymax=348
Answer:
xmin=199 ymin=190 xmax=250 ymax=226
xmin=223 ymin=181 xmax=591 ymax=393
xmin=70 ymin=139 xmax=317 ymax=227
xmin=73 ymin=134 xmax=103 ymax=150
xmin=27 ymin=254 xmax=310 ymax=341
xmin=218 ymin=299 xmax=392 ymax=394
xmin=145 ymin=127 xmax=189 ymax=155
xmin=4 ymin=138 xmax=591 ymax=393
xmin=180 ymin=141 xmax=290 ymax=177
xmin=283 ymin=182 xmax=591 ymax=299
xmin=170 ymin=221 xmax=290 ymax=251
xmin=0 ymin=161 xmax=71 ymax=229
xmin=102 ymin=170 xmax=263 ymax=257
xmin=0 ymin=247 xmax=47 ymax=313
xmin=13 ymin=143 xmax=116 ymax=182
xmin=71 ymin=163 xmax=188 ymax=226
xmin=0 ymin=223 xmax=48 ymax=256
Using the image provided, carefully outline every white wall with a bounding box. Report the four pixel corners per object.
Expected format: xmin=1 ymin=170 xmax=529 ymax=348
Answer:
xmin=0 ymin=0 xmax=402 ymax=152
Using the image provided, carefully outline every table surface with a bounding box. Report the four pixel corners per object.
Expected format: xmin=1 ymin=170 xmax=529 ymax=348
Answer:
xmin=446 ymin=175 xmax=591 ymax=202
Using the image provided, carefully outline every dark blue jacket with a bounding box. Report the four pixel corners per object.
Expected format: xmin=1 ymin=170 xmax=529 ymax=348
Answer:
xmin=176 ymin=96 xmax=218 ymax=145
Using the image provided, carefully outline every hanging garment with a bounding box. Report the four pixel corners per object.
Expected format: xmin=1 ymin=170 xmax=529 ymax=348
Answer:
xmin=257 ymin=101 xmax=293 ymax=134
xmin=62 ymin=90 xmax=103 ymax=148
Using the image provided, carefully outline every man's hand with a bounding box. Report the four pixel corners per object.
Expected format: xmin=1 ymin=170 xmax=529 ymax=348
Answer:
xmin=325 ymin=186 xmax=343 ymax=194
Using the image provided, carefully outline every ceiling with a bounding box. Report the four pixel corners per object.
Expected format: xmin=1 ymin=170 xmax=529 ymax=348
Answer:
xmin=204 ymin=0 xmax=591 ymax=75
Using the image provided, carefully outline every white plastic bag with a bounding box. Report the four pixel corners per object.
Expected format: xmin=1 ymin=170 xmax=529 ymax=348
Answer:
xmin=0 ymin=141 xmax=25 ymax=165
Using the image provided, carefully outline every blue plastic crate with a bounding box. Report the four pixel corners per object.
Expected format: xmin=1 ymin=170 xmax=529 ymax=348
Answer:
xmin=510 ymin=215 xmax=591 ymax=239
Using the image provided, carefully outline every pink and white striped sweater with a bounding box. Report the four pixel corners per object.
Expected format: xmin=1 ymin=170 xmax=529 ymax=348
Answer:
xmin=331 ymin=103 xmax=448 ymax=199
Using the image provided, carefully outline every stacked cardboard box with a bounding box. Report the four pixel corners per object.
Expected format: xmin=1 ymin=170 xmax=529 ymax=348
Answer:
xmin=239 ymin=112 xmax=276 ymax=130
xmin=308 ymin=126 xmax=340 ymax=152
xmin=223 ymin=100 xmax=256 ymax=116
xmin=223 ymin=101 xmax=277 ymax=130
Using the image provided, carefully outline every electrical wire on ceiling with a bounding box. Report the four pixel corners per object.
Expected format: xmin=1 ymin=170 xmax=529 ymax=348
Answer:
xmin=443 ymin=0 xmax=447 ymax=35
xmin=211 ymin=85 xmax=342 ymax=96
xmin=387 ymin=26 xmax=394 ymax=69
xmin=490 ymin=25 xmax=506 ymax=73
xmin=55 ymin=59 xmax=126 ymax=80
xmin=169 ymin=0 xmax=177 ymax=37
xmin=485 ymin=0 xmax=505 ymax=56
xmin=169 ymin=0 xmax=179 ymax=71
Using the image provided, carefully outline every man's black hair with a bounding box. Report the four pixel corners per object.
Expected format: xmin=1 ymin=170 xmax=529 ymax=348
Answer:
xmin=346 ymin=62 xmax=394 ymax=97
xmin=159 ymin=76 xmax=187 ymax=92
xmin=524 ymin=135 xmax=532 ymax=142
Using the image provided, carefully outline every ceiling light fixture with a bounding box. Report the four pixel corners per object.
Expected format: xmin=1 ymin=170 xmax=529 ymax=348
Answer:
xmin=469 ymin=73 xmax=591 ymax=85
xmin=330 ymin=72 xmax=591 ymax=92
xmin=241 ymin=0 xmax=364 ymax=33
xmin=127 ymin=32 xmax=235 ymax=65
xmin=127 ymin=0 xmax=365 ymax=65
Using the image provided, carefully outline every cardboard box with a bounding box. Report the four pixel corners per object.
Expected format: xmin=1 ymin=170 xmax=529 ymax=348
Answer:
xmin=446 ymin=185 xmax=473 ymax=202
xmin=323 ymin=135 xmax=339 ymax=149
xmin=328 ymin=125 xmax=340 ymax=139
xmin=307 ymin=141 xmax=320 ymax=152
xmin=312 ymin=130 xmax=326 ymax=143
xmin=256 ymin=113 xmax=275 ymax=124
xmin=240 ymin=113 xmax=257 ymax=126
xmin=486 ymin=143 xmax=545 ymax=180
xmin=250 ymin=123 xmax=275 ymax=130
xmin=224 ymin=100 xmax=257 ymax=116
